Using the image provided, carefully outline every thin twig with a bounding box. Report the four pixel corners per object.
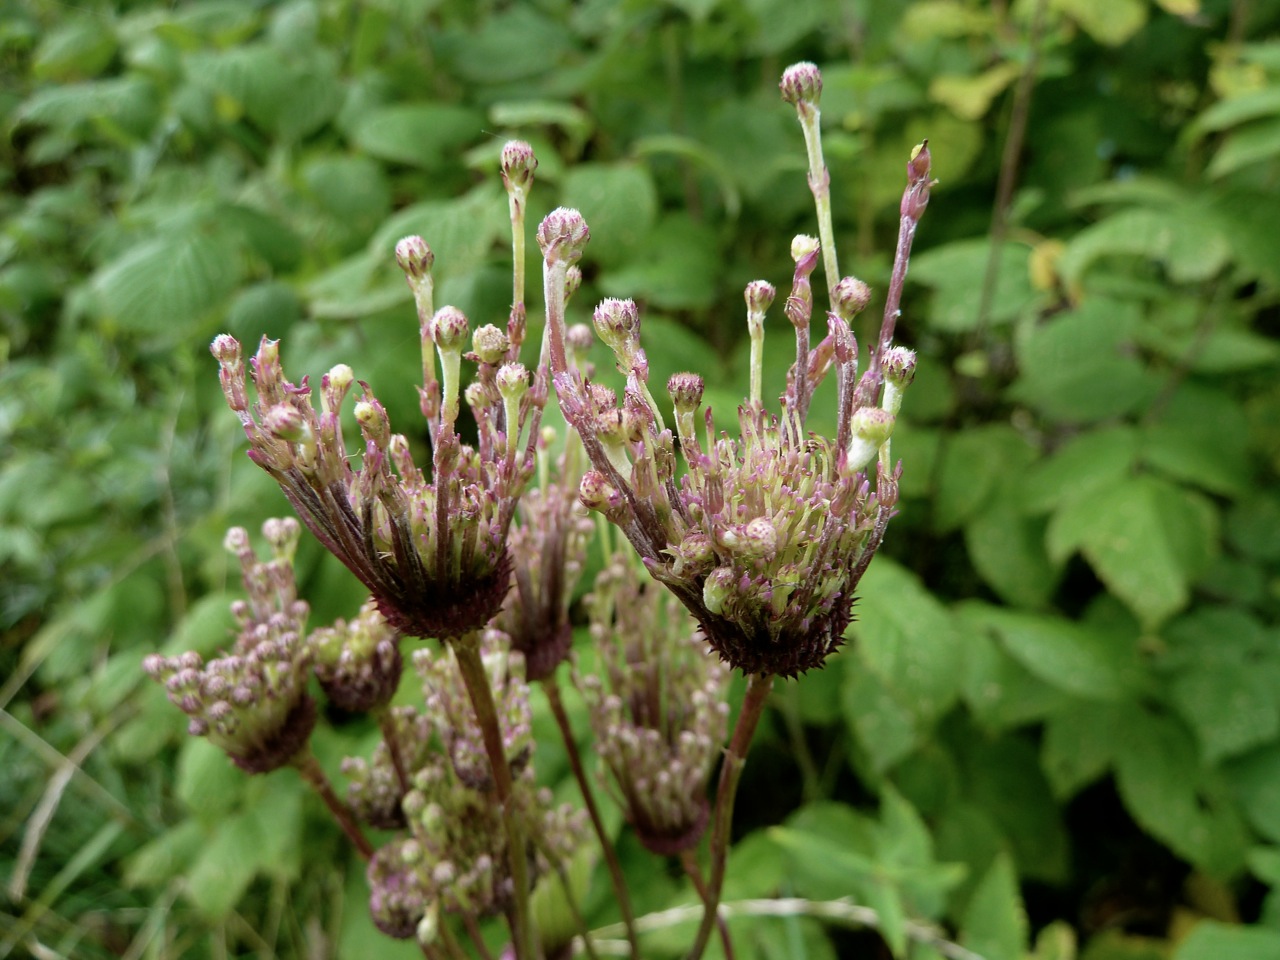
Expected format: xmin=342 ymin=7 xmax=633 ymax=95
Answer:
xmin=293 ymin=751 xmax=374 ymax=861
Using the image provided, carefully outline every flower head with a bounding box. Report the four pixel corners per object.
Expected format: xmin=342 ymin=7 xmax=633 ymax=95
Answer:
xmin=342 ymin=706 xmax=434 ymax=829
xmin=578 ymin=556 xmax=729 ymax=854
xmin=211 ymin=245 xmax=545 ymax=642
xmin=143 ymin=519 xmax=315 ymax=772
xmin=310 ymin=599 xmax=402 ymax=714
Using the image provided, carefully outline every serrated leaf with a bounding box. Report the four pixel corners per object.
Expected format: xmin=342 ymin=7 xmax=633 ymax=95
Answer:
xmin=1047 ymin=475 xmax=1204 ymax=628
xmin=1173 ymin=921 xmax=1280 ymax=960
xmin=1020 ymin=426 xmax=1138 ymax=515
xmin=965 ymin=500 xmax=1059 ymax=608
xmin=1226 ymin=745 xmax=1280 ymax=843
xmin=965 ymin=605 xmax=1139 ymax=700
xmin=32 ymin=17 xmax=118 ymax=80
xmin=934 ymin=425 xmax=1034 ymax=532
xmin=960 ymin=618 xmax=1072 ymax=731
xmin=843 ymin=664 xmax=920 ymax=773
xmin=1139 ymin=383 xmax=1252 ymax=497
xmin=961 ymin=854 xmax=1027 ymax=960
xmin=1171 ymin=660 xmax=1280 ymax=763
xmin=18 ymin=77 xmax=160 ymax=136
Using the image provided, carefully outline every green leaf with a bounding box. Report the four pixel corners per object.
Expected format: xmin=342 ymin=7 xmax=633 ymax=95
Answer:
xmin=933 ymin=425 xmax=1034 ymax=532
xmin=1174 ymin=921 xmax=1280 ymax=960
xmin=599 ymin=213 xmax=720 ymax=310
xmin=1041 ymin=700 xmax=1126 ymax=798
xmin=843 ymin=664 xmax=920 ymax=773
xmin=123 ymin=821 xmax=206 ymax=889
xmin=350 ymin=103 xmax=483 ymax=169
xmin=1139 ymin=383 xmax=1252 ymax=497
xmin=1208 ymin=117 xmax=1280 ymax=179
xmin=909 ymin=240 xmax=1038 ymax=332
xmin=1011 ymin=297 xmax=1160 ymax=423
xmin=1171 ymin=660 xmax=1280 ymax=763
xmin=1227 ymin=745 xmax=1280 ymax=843
xmin=1058 ymin=206 xmax=1232 ymax=284
xmin=1227 ymin=493 xmax=1280 ymax=562
xmin=960 ymin=619 xmax=1073 ymax=731
xmin=176 ymin=737 xmax=245 ymax=823
xmin=92 ymin=227 xmax=243 ymax=334
xmin=963 ymin=604 xmax=1139 ymax=700
xmin=18 ymin=77 xmax=161 ymax=136
xmin=851 ymin=560 xmax=963 ymax=724
xmin=185 ymin=810 xmax=263 ymax=920
xmin=1188 ymin=87 xmax=1280 ymax=140
xmin=1020 ymin=426 xmax=1138 ymax=515
xmin=1114 ymin=708 xmax=1248 ymax=874
xmin=224 ymin=282 xmax=304 ymax=343
xmin=301 ymin=154 xmax=393 ymax=230
xmin=929 ymin=62 xmax=1021 ymax=121
xmin=32 ymin=17 xmax=118 ymax=81
xmin=965 ymin=500 xmax=1060 ymax=608
xmin=444 ymin=5 xmax=572 ymax=83
xmin=562 ymin=163 xmax=659 ymax=268
xmin=961 ymin=854 xmax=1027 ymax=960
xmin=1046 ymin=475 xmax=1207 ymax=628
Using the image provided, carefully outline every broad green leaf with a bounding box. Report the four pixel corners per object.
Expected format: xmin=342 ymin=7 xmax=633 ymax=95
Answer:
xmin=909 ymin=240 xmax=1037 ymax=332
xmin=1227 ymin=745 xmax=1280 ymax=843
xmin=599 ymin=213 xmax=720 ymax=310
xmin=933 ymin=425 xmax=1034 ymax=532
xmin=1174 ymin=921 xmax=1280 ymax=960
xmin=176 ymin=737 xmax=245 ymax=823
xmin=1139 ymin=383 xmax=1253 ymax=497
xmin=1189 ymin=87 xmax=1280 ymax=140
xmin=32 ymin=17 xmax=118 ymax=80
xmin=1207 ymin=187 xmax=1280 ymax=286
xmin=1114 ymin=708 xmax=1248 ymax=874
xmin=224 ymin=281 xmax=304 ymax=343
xmin=1055 ymin=0 xmax=1147 ymax=46
xmin=243 ymin=775 xmax=303 ymax=881
xmin=1020 ymin=426 xmax=1138 ymax=515
xmin=219 ymin=204 xmax=304 ymax=273
xmin=1208 ymin=117 xmax=1280 ymax=179
xmin=965 ymin=500 xmax=1059 ymax=608
xmin=961 ymin=854 xmax=1027 ymax=960
xmin=92 ymin=228 xmax=243 ymax=334
xmin=963 ymin=604 xmax=1139 ymax=700
xmin=900 ymin=1 xmax=995 ymax=40
xmin=851 ymin=560 xmax=963 ymax=724
xmin=185 ymin=811 xmax=264 ymax=919
xmin=843 ymin=664 xmax=920 ymax=773
xmin=960 ymin=618 xmax=1072 ymax=731
xmin=1011 ymin=298 xmax=1160 ymax=422
xmin=929 ymin=62 xmax=1021 ymax=121
xmin=1046 ymin=475 xmax=1205 ymax=627
xmin=1058 ymin=206 xmax=1232 ymax=285
xmin=350 ymin=103 xmax=483 ymax=169
xmin=123 ymin=820 xmax=205 ymax=889
xmin=443 ymin=5 xmax=572 ymax=83
xmin=19 ymin=76 xmax=161 ymax=138
xmin=300 ymin=154 xmax=392 ymax=236
xmin=562 ymin=163 xmax=659 ymax=268
xmin=372 ymin=186 xmax=506 ymax=279
xmin=1041 ymin=700 xmax=1126 ymax=798
xmin=1227 ymin=493 xmax=1280 ymax=562
xmin=1171 ymin=658 xmax=1280 ymax=763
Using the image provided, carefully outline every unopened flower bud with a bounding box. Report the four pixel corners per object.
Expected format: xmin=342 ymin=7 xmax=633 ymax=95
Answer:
xmin=537 ymin=207 xmax=590 ymax=265
xmin=567 ymin=323 xmax=594 ymax=359
xmin=565 ymin=264 xmax=583 ymax=302
xmin=263 ymin=404 xmax=307 ymax=442
xmin=883 ymin=346 xmax=917 ymax=389
xmin=722 ymin=517 xmax=778 ymax=560
xmin=495 ymin=362 xmax=530 ymax=401
xmin=395 ymin=236 xmax=434 ymax=280
xmin=847 ymin=407 xmax=896 ymax=471
xmin=791 ymin=235 xmax=820 ymax=262
xmin=211 ymin=334 xmax=240 ymax=365
xmin=745 ymin=280 xmax=776 ymax=316
xmin=471 ymin=324 xmax=508 ymax=365
xmin=579 ymin=471 xmax=616 ymax=512
xmin=430 ymin=306 xmax=469 ymax=352
xmin=780 ymin=61 xmax=823 ymax=107
xmin=702 ymin=566 xmax=736 ymax=616
xmin=592 ymin=297 xmax=640 ymax=359
xmin=667 ymin=372 xmax=704 ymax=413
xmin=500 ymin=140 xmax=537 ymax=192
xmin=831 ymin=277 xmax=872 ymax=320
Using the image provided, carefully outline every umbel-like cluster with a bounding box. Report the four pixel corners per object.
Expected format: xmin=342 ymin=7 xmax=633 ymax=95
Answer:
xmin=540 ymin=139 xmax=930 ymax=676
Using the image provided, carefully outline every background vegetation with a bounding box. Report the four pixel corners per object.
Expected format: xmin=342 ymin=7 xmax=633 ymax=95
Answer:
xmin=3 ymin=0 xmax=1280 ymax=957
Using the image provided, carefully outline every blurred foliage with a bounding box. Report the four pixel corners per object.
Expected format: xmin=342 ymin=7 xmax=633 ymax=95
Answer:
xmin=3 ymin=0 xmax=1280 ymax=957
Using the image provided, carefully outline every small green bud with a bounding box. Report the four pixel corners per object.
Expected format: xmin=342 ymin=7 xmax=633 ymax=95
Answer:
xmin=831 ymin=277 xmax=872 ymax=321
xmin=745 ymin=280 xmax=776 ymax=316
xmin=579 ymin=470 xmax=616 ymax=512
xmin=565 ymin=264 xmax=583 ymax=302
xmin=537 ymin=207 xmax=590 ymax=265
xmin=667 ymin=372 xmax=705 ymax=413
xmin=495 ymin=362 xmax=530 ymax=401
xmin=263 ymin=403 xmax=307 ymax=442
xmin=702 ymin=566 xmax=736 ymax=617
xmin=471 ymin=324 xmax=508 ymax=365
xmin=593 ymin=297 xmax=640 ymax=359
xmin=847 ymin=407 xmax=896 ymax=471
xmin=791 ymin=234 xmax=820 ymax=262
xmin=500 ymin=140 xmax=537 ymax=192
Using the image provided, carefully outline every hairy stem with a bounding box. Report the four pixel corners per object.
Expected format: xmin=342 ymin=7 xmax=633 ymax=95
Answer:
xmin=451 ymin=634 xmax=533 ymax=960
xmin=543 ymin=676 xmax=640 ymax=956
xmin=685 ymin=672 xmax=774 ymax=960
xmin=799 ymin=105 xmax=840 ymax=305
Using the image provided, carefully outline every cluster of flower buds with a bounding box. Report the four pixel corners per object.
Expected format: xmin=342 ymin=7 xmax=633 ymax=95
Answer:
xmin=342 ymin=706 xmax=435 ymax=829
xmin=539 ymin=135 xmax=930 ymax=679
xmin=414 ymin=631 xmax=533 ymax=791
xmin=211 ymin=236 xmax=544 ymax=644
xmin=143 ymin=519 xmax=315 ymax=773
xmin=490 ymin=428 xmax=595 ymax=681
xmin=578 ymin=555 xmax=730 ymax=854
xmin=310 ymin=599 xmax=402 ymax=713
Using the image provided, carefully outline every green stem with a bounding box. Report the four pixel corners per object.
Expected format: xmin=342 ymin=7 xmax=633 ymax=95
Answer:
xmin=680 ymin=850 xmax=735 ymax=960
xmin=450 ymin=634 xmax=534 ymax=960
xmin=542 ymin=676 xmax=640 ymax=956
xmin=293 ymin=749 xmax=374 ymax=861
xmin=799 ymin=106 xmax=840 ymax=306
xmin=684 ymin=672 xmax=774 ymax=960
xmin=510 ymin=189 xmax=527 ymax=311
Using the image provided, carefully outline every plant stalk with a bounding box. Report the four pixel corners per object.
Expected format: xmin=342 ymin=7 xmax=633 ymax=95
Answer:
xmin=684 ymin=671 xmax=774 ymax=960
xmin=450 ymin=633 xmax=534 ymax=960
xmin=293 ymin=749 xmax=374 ymax=861
xmin=543 ymin=675 xmax=640 ymax=956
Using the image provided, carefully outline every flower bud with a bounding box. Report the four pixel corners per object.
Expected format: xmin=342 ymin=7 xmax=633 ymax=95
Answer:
xmin=537 ymin=207 xmax=590 ymax=265
xmin=745 ymin=280 xmax=776 ymax=316
xmin=883 ymin=346 xmax=917 ymax=389
xmin=395 ymin=236 xmax=434 ymax=280
xmin=471 ymin=324 xmax=508 ymax=365
xmin=430 ymin=306 xmax=469 ymax=352
xmin=592 ymin=297 xmax=640 ymax=359
xmin=702 ymin=566 xmax=736 ymax=616
xmin=500 ymin=140 xmax=537 ymax=192
xmin=579 ymin=471 xmax=616 ymax=513
xmin=780 ymin=61 xmax=823 ymax=107
xmin=667 ymin=372 xmax=705 ymax=413
xmin=566 ymin=322 xmax=594 ymax=360
xmin=263 ymin=404 xmax=307 ymax=442
xmin=495 ymin=362 xmax=530 ymax=402
xmin=565 ymin=264 xmax=583 ymax=302
xmin=831 ymin=277 xmax=872 ymax=321
xmin=791 ymin=234 xmax=820 ymax=262
xmin=847 ymin=407 xmax=896 ymax=471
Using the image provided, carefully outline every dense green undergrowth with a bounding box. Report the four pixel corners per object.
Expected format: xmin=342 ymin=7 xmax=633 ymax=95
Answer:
xmin=3 ymin=0 xmax=1280 ymax=957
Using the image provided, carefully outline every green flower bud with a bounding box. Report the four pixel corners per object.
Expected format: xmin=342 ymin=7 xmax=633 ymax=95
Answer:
xmin=471 ymin=324 xmax=509 ymax=365
xmin=500 ymin=140 xmax=537 ymax=192
xmin=780 ymin=61 xmax=823 ymax=107
xmin=430 ymin=306 xmax=469 ymax=352
xmin=395 ymin=236 xmax=434 ymax=280
xmin=831 ymin=276 xmax=872 ymax=321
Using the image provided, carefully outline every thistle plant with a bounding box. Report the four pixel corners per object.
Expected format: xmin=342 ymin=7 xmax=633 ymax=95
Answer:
xmin=148 ymin=59 xmax=936 ymax=960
